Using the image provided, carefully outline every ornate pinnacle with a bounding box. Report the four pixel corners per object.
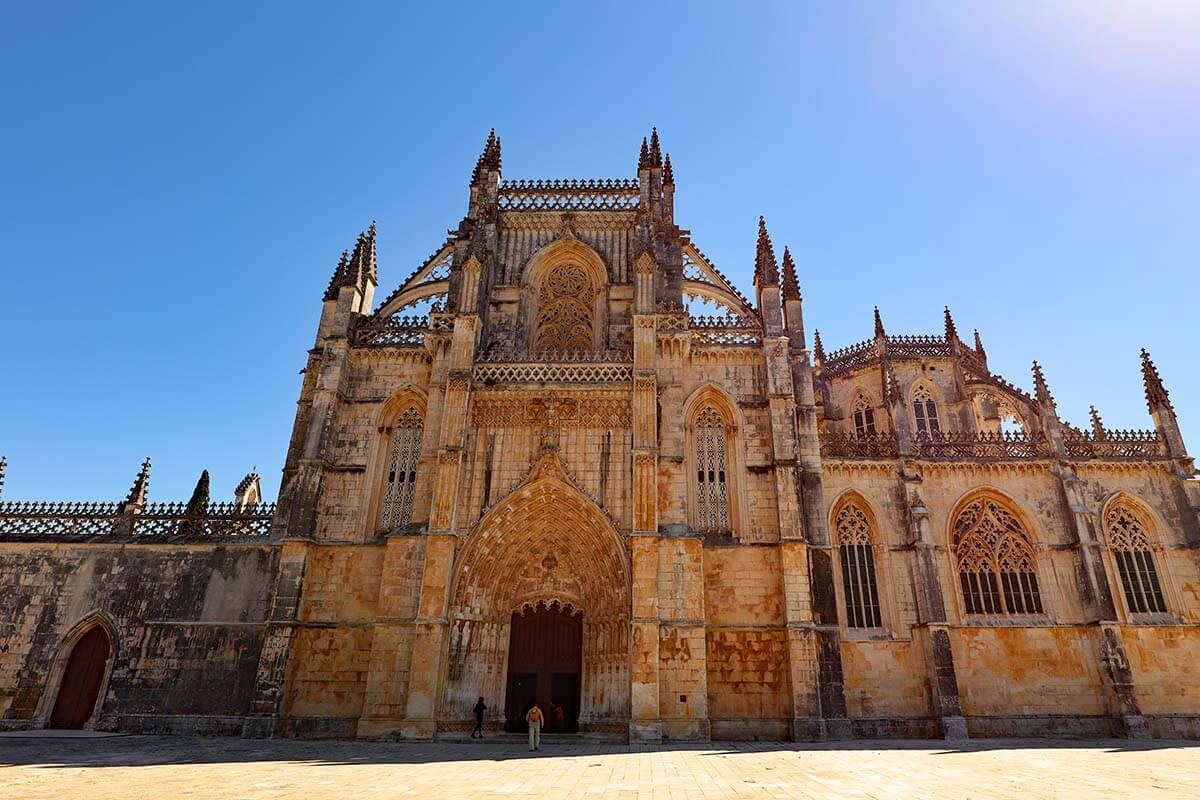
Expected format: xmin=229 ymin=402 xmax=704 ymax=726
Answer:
xmin=662 ymin=153 xmax=674 ymax=185
xmin=1140 ymin=348 xmax=1173 ymax=413
xmin=813 ymin=329 xmax=825 ymax=363
xmin=1032 ymin=361 xmax=1056 ymax=410
xmin=0 ymin=455 xmax=6 ymax=499
xmin=754 ymin=216 xmax=779 ymax=286
xmin=638 ymin=137 xmax=650 ymax=170
xmin=124 ymin=457 xmax=151 ymax=508
xmin=973 ymin=328 xmax=986 ymax=357
xmin=364 ymin=221 xmax=378 ymax=283
xmin=649 ymin=127 xmax=663 ymax=167
xmin=781 ymin=247 xmax=801 ymax=301
xmin=323 ymin=250 xmax=351 ymax=301
xmin=1089 ymin=405 xmax=1106 ymax=437
xmin=184 ymin=470 xmax=210 ymax=517
xmin=944 ymin=306 xmax=958 ymax=342
xmin=470 ymin=128 xmax=502 ymax=184
xmin=874 ymin=306 xmax=885 ymax=339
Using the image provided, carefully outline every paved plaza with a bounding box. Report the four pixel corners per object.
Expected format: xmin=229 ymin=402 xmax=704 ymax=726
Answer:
xmin=1 ymin=733 xmax=1198 ymax=799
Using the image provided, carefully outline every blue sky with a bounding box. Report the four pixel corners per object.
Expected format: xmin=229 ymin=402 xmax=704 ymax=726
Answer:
xmin=2 ymin=2 xmax=1197 ymax=501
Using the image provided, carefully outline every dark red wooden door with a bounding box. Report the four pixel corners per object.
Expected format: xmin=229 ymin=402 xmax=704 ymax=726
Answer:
xmin=504 ymin=604 xmax=582 ymax=732
xmin=50 ymin=626 xmax=111 ymax=729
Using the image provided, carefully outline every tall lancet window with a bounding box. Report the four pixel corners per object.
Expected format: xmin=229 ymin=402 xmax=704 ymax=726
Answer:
xmin=694 ymin=406 xmax=730 ymax=533
xmin=953 ymin=496 xmax=1043 ymax=616
xmin=380 ymin=407 xmax=423 ymax=530
xmin=912 ymin=385 xmax=941 ymax=435
xmin=835 ymin=500 xmax=883 ymax=628
xmin=852 ymin=393 xmax=876 ymax=436
xmin=1106 ymin=503 xmax=1167 ymax=615
xmin=533 ymin=262 xmax=594 ymax=354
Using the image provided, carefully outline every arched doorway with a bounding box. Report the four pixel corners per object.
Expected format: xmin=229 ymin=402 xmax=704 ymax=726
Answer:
xmin=49 ymin=625 xmax=111 ymax=729
xmin=504 ymin=601 xmax=583 ymax=732
xmin=440 ymin=452 xmax=630 ymax=736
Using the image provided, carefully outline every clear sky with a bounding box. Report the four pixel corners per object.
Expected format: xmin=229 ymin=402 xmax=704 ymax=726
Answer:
xmin=2 ymin=2 xmax=1197 ymax=501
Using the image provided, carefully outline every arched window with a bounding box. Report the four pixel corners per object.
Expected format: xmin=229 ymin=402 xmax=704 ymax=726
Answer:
xmin=380 ymin=407 xmax=423 ymax=530
xmin=835 ymin=500 xmax=882 ymax=628
xmin=694 ymin=406 xmax=730 ymax=533
xmin=852 ymin=394 xmax=876 ymax=436
xmin=533 ymin=262 xmax=595 ymax=354
xmin=1106 ymin=503 xmax=1167 ymax=615
xmin=952 ymin=496 xmax=1043 ymax=616
xmin=912 ymin=385 xmax=941 ymax=435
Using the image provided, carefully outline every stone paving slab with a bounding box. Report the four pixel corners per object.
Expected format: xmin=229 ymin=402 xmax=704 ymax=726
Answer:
xmin=1 ymin=735 xmax=1197 ymax=799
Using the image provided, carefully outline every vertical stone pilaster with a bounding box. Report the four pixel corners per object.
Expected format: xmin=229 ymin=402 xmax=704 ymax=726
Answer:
xmin=242 ymin=540 xmax=309 ymax=738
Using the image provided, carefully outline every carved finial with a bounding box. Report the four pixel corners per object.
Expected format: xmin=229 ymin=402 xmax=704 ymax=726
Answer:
xmin=323 ymin=249 xmax=351 ymax=301
xmin=638 ymin=137 xmax=650 ymax=170
xmin=184 ymin=470 xmax=210 ymax=517
xmin=363 ymin=221 xmax=378 ymax=284
xmin=973 ymin=328 xmax=986 ymax=357
xmin=662 ymin=153 xmax=674 ymax=185
xmin=649 ymin=127 xmax=662 ymax=167
xmin=754 ymin=216 xmax=779 ymax=286
xmin=874 ymin=306 xmax=885 ymax=339
xmin=944 ymin=306 xmax=958 ymax=342
xmin=813 ymin=329 xmax=825 ymax=363
xmin=1140 ymin=348 xmax=1173 ymax=412
xmin=470 ymin=128 xmax=501 ymax=184
xmin=123 ymin=457 xmax=151 ymax=508
xmin=234 ymin=471 xmax=262 ymax=510
xmin=781 ymin=247 xmax=801 ymax=301
xmin=1032 ymin=361 xmax=1056 ymax=410
xmin=1089 ymin=405 xmax=1106 ymax=438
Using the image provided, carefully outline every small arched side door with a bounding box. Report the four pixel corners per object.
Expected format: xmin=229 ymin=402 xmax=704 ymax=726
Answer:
xmin=49 ymin=625 xmax=111 ymax=729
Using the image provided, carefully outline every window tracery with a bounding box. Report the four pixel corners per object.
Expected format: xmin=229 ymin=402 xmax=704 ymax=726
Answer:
xmin=380 ymin=407 xmax=423 ymax=530
xmin=533 ymin=262 xmax=595 ymax=354
xmin=912 ymin=384 xmax=941 ymax=435
xmin=1106 ymin=503 xmax=1167 ymax=615
xmin=835 ymin=501 xmax=882 ymax=628
xmin=694 ymin=406 xmax=730 ymax=533
xmin=852 ymin=393 xmax=876 ymax=436
xmin=952 ymin=497 xmax=1043 ymax=616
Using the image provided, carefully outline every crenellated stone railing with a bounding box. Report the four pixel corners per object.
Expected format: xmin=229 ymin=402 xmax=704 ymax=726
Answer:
xmin=1064 ymin=429 xmax=1167 ymax=460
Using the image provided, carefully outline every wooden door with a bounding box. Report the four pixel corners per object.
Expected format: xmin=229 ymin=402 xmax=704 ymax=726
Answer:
xmin=504 ymin=603 xmax=582 ymax=732
xmin=50 ymin=626 xmax=111 ymax=729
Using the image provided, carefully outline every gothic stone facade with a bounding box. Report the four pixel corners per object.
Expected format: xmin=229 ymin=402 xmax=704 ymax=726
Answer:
xmin=4 ymin=130 xmax=1200 ymax=741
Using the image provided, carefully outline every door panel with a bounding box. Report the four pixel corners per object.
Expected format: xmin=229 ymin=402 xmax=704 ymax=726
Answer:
xmin=50 ymin=626 xmax=111 ymax=729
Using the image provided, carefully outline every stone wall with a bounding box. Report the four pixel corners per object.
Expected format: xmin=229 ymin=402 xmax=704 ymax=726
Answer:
xmin=0 ymin=542 xmax=278 ymax=734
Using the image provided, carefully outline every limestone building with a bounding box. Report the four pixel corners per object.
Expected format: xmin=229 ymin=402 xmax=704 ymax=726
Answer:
xmin=3 ymin=130 xmax=1200 ymax=741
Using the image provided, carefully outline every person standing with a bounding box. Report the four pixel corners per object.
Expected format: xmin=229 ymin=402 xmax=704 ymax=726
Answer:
xmin=471 ymin=697 xmax=486 ymax=739
xmin=525 ymin=703 xmax=544 ymax=751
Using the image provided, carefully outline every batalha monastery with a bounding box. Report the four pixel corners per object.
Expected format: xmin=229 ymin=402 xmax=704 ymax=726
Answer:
xmin=3 ymin=130 xmax=1199 ymax=743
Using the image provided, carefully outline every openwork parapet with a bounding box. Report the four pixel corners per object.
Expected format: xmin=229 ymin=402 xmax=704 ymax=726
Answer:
xmin=690 ymin=314 xmax=762 ymax=347
xmin=355 ymin=314 xmax=429 ymax=347
xmin=0 ymin=501 xmax=277 ymax=540
xmin=820 ymin=432 xmax=900 ymax=460
xmin=498 ymin=179 xmax=640 ymax=211
xmin=473 ymin=362 xmax=633 ymax=384
xmin=913 ymin=431 xmax=1049 ymax=460
xmin=886 ymin=334 xmax=951 ymax=358
xmin=822 ymin=339 xmax=876 ymax=376
xmin=1064 ymin=430 xmax=1167 ymax=460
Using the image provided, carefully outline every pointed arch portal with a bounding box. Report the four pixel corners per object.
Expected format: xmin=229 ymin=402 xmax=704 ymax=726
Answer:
xmin=49 ymin=624 xmax=112 ymax=729
xmin=440 ymin=454 xmax=630 ymax=735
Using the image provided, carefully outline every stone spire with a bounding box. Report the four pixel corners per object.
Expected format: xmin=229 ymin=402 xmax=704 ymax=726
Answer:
xmin=944 ymin=306 xmax=958 ymax=342
xmin=874 ymin=306 xmax=885 ymax=339
xmin=974 ymin=329 xmax=986 ymax=357
xmin=323 ymin=250 xmax=351 ymax=301
xmin=470 ymin=128 xmax=502 ymax=185
xmin=662 ymin=153 xmax=674 ymax=185
xmin=781 ymin=247 xmax=801 ymax=301
xmin=649 ymin=127 xmax=663 ymax=167
xmin=753 ymin=217 xmax=779 ymax=287
xmin=813 ymin=329 xmax=825 ymax=364
xmin=120 ymin=457 xmax=151 ymax=512
xmin=1032 ymin=361 xmax=1056 ymax=412
xmin=0 ymin=455 xmax=6 ymax=499
xmin=638 ymin=137 xmax=650 ymax=170
xmin=1140 ymin=348 xmax=1173 ymax=413
xmin=234 ymin=471 xmax=262 ymax=511
xmin=184 ymin=470 xmax=210 ymax=516
xmin=1089 ymin=405 xmax=1106 ymax=438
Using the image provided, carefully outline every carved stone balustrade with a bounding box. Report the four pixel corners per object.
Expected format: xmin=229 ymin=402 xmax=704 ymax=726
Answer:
xmin=0 ymin=500 xmax=277 ymax=541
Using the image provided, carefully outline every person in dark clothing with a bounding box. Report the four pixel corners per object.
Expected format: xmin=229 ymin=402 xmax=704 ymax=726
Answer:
xmin=471 ymin=697 xmax=487 ymax=738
